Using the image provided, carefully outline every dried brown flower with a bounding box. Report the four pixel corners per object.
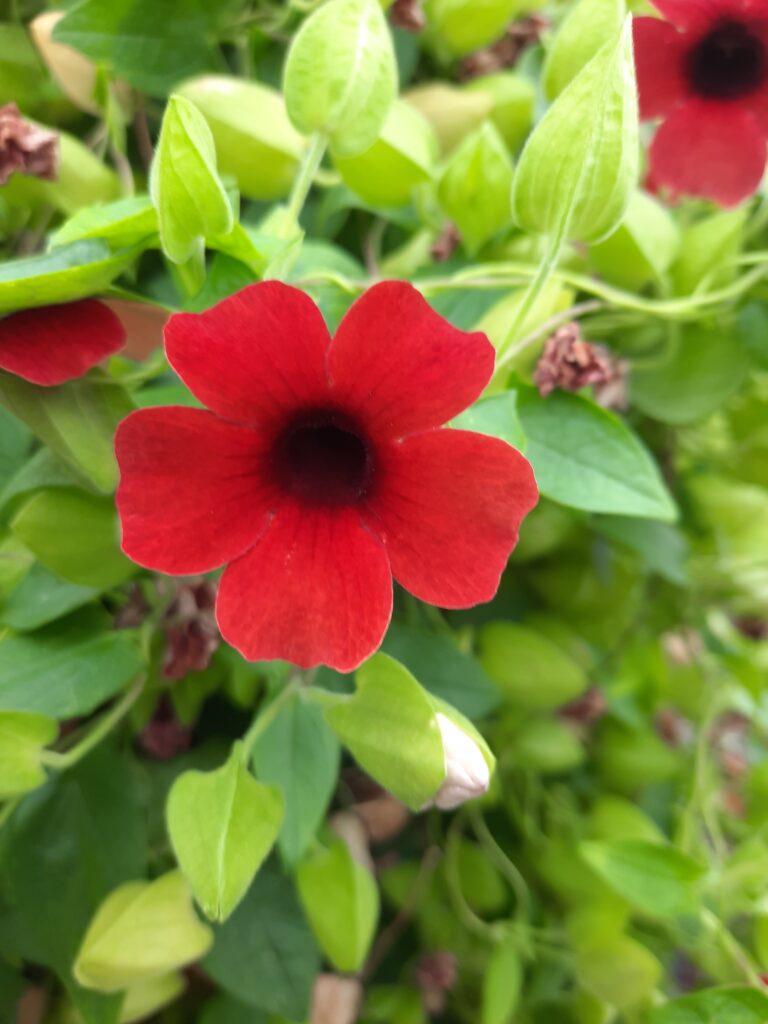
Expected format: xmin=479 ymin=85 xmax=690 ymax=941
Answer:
xmin=459 ymin=15 xmax=548 ymax=79
xmin=162 ymin=580 xmax=219 ymax=680
xmin=390 ymin=0 xmax=426 ymax=32
xmin=0 ymin=103 xmax=58 ymax=186
xmin=416 ymin=950 xmax=458 ymax=1015
xmin=431 ymin=222 xmax=461 ymax=262
xmin=534 ymin=322 xmax=626 ymax=408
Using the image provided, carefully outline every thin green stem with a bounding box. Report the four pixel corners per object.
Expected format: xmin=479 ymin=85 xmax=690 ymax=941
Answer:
xmin=41 ymin=676 xmax=145 ymax=772
xmin=286 ymin=133 xmax=327 ymax=224
xmin=496 ymin=227 xmax=567 ymax=357
xmin=700 ymin=909 xmax=764 ymax=988
xmin=240 ymin=676 xmax=302 ymax=764
xmin=468 ymin=805 xmax=531 ymax=925
xmin=495 ymin=299 xmax=604 ymax=373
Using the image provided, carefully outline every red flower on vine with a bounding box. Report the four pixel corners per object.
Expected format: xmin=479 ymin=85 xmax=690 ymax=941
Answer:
xmin=115 ymin=282 xmax=538 ymax=672
xmin=634 ymin=0 xmax=768 ymax=206
xmin=0 ymin=300 xmax=125 ymax=385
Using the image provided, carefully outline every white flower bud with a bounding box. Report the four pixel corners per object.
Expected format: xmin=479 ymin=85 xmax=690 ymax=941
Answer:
xmin=433 ymin=712 xmax=490 ymax=810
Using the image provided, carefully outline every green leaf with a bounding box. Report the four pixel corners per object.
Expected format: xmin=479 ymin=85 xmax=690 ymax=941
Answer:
xmin=510 ymin=716 xmax=586 ymax=775
xmin=150 ymin=94 xmax=233 ymax=265
xmin=383 ymin=623 xmax=500 ymax=719
xmin=543 ymin=0 xmax=625 ymax=99
xmin=424 ymin=0 xmax=519 ymax=58
xmin=120 ymin=972 xmax=185 ymax=1024
xmin=452 ymin=392 xmax=525 ymax=451
xmin=580 ymin=840 xmax=705 ymax=917
xmin=631 ymin=325 xmax=751 ymax=425
xmin=199 ymin=995 xmax=268 ymax=1024
xmin=11 ymin=487 xmax=134 ymax=589
xmin=464 ymin=72 xmax=535 ymax=154
xmin=0 ymin=407 xmax=33 ymax=492
xmin=297 ymin=839 xmax=379 ymax=972
xmin=575 ymin=935 xmax=661 ymax=1011
xmin=649 ymin=987 xmax=768 ymax=1024
xmin=74 ymin=871 xmax=213 ymax=992
xmin=592 ymin=515 xmax=689 ymax=586
xmin=517 ymin=390 xmax=677 ymax=521
xmin=482 ymin=933 xmax=523 ymax=1024
xmin=477 ymin=621 xmax=588 ymax=709
xmin=589 ymin=189 xmax=680 ymax=290
xmin=284 ymin=0 xmax=398 ymax=157
xmin=1 ymin=563 xmax=99 ymax=631
xmin=0 ymin=240 xmax=137 ymax=315
xmin=437 ymin=122 xmax=513 ymax=254
xmin=0 ymin=744 xmax=146 ymax=1024
xmin=334 ymin=98 xmax=438 ymax=208
xmin=0 ymin=610 xmax=144 ymax=719
xmin=252 ymin=694 xmax=340 ymax=865
xmin=0 ymin=372 xmax=134 ymax=493
xmin=54 ymin=0 xmax=222 ymax=97
xmin=512 ymin=18 xmax=638 ymax=244
xmin=323 ymin=653 xmax=445 ymax=811
xmin=0 ymin=709 xmax=57 ymax=799
xmin=176 ymin=76 xmax=304 ymax=201
xmin=50 ymin=195 xmax=159 ymax=250
xmin=167 ymin=743 xmax=284 ymax=922
xmin=203 ymin=863 xmax=320 ymax=1021
xmin=672 ymin=208 xmax=746 ymax=296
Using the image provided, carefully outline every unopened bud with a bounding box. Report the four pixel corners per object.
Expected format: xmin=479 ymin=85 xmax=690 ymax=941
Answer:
xmin=433 ymin=713 xmax=490 ymax=810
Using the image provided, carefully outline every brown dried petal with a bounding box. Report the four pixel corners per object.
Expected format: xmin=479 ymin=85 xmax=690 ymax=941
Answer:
xmin=390 ymin=0 xmax=426 ymax=32
xmin=0 ymin=103 xmax=58 ymax=186
xmin=534 ymin=322 xmax=622 ymax=401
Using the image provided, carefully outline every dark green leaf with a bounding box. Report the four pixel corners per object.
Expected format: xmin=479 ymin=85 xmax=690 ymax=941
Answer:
xmin=649 ymin=987 xmax=768 ymax=1024
xmin=1 ymin=563 xmax=98 ymax=631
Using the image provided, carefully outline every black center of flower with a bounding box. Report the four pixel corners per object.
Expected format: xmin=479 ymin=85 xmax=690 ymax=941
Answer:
xmin=275 ymin=413 xmax=372 ymax=506
xmin=688 ymin=20 xmax=765 ymax=100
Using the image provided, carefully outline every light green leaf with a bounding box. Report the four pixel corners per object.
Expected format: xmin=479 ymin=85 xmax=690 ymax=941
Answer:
xmin=323 ymin=653 xmax=445 ymax=811
xmin=0 ymin=372 xmax=133 ymax=493
xmin=482 ymin=934 xmax=523 ymax=1024
xmin=74 ymin=871 xmax=213 ymax=992
xmin=464 ymin=72 xmax=535 ymax=153
xmin=296 ymin=839 xmax=379 ymax=972
xmin=167 ymin=742 xmax=284 ymax=922
xmin=11 ymin=487 xmax=134 ymax=589
xmin=176 ymin=76 xmax=304 ymax=201
xmin=0 ymin=240 xmax=137 ymax=315
xmin=672 ymin=208 xmax=746 ymax=296
xmin=252 ymin=694 xmax=340 ymax=865
xmin=452 ymin=392 xmax=526 ymax=452
xmin=0 ymin=709 xmax=57 ymax=799
xmin=512 ymin=17 xmax=638 ymax=244
xmin=424 ymin=0 xmax=519 ymax=58
xmin=543 ymin=0 xmax=625 ymax=99
xmin=51 ymin=195 xmax=159 ymax=250
xmin=150 ymin=94 xmax=233 ymax=265
xmin=589 ymin=189 xmax=680 ymax=290
xmin=477 ymin=621 xmax=588 ymax=709
xmin=334 ymin=99 xmax=437 ymax=208
xmin=631 ymin=325 xmax=751 ymax=425
xmin=517 ymin=390 xmax=677 ymax=521
xmin=575 ymin=935 xmax=661 ymax=1011
xmin=0 ymin=610 xmax=144 ymax=719
xmin=649 ymin=987 xmax=768 ymax=1024
xmin=580 ymin=840 xmax=705 ymax=917
xmin=437 ymin=122 xmax=513 ymax=254
xmin=284 ymin=0 xmax=397 ymax=157
xmin=120 ymin=972 xmax=185 ymax=1024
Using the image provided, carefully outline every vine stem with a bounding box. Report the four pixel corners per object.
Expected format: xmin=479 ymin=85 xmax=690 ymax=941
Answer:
xmin=240 ymin=676 xmax=303 ymax=764
xmin=286 ymin=133 xmax=328 ymax=223
xmin=41 ymin=675 xmax=145 ymax=772
xmin=496 ymin=225 xmax=567 ymax=358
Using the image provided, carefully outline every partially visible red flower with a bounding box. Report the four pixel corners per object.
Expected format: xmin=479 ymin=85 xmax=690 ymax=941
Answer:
xmin=634 ymin=0 xmax=768 ymax=206
xmin=0 ymin=300 xmax=126 ymax=385
xmin=115 ymin=281 xmax=538 ymax=672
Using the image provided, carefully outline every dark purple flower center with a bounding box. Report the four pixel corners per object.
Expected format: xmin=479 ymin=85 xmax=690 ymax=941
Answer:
xmin=274 ymin=411 xmax=372 ymax=506
xmin=688 ymin=20 xmax=765 ymax=100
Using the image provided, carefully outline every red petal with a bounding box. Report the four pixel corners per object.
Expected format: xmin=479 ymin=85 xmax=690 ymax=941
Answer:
xmin=115 ymin=407 xmax=276 ymax=575
xmin=327 ymin=281 xmax=495 ymax=439
xmin=633 ymin=18 xmax=688 ymax=119
xmin=651 ymin=0 xmax=733 ymax=29
xmin=216 ymin=503 xmax=392 ymax=671
xmin=649 ymin=99 xmax=767 ymax=206
xmin=0 ymin=300 xmax=125 ymax=385
xmin=165 ymin=282 xmax=332 ymax=428
xmin=365 ymin=430 xmax=538 ymax=608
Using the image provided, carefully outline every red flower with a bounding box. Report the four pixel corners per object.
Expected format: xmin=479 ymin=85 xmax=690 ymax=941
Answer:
xmin=115 ymin=281 xmax=538 ymax=672
xmin=634 ymin=0 xmax=768 ymax=206
xmin=0 ymin=300 xmax=125 ymax=385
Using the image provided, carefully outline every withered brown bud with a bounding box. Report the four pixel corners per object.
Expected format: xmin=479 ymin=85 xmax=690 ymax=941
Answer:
xmin=459 ymin=15 xmax=548 ymax=79
xmin=416 ymin=950 xmax=458 ymax=1015
xmin=138 ymin=699 xmax=193 ymax=760
xmin=655 ymin=708 xmax=695 ymax=748
xmin=0 ymin=103 xmax=58 ymax=186
xmin=534 ymin=322 xmax=625 ymax=406
xmin=162 ymin=580 xmax=219 ymax=680
xmin=560 ymin=687 xmax=607 ymax=726
xmin=431 ymin=222 xmax=461 ymax=262
xmin=390 ymin=0 xmax=426 ymax=32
